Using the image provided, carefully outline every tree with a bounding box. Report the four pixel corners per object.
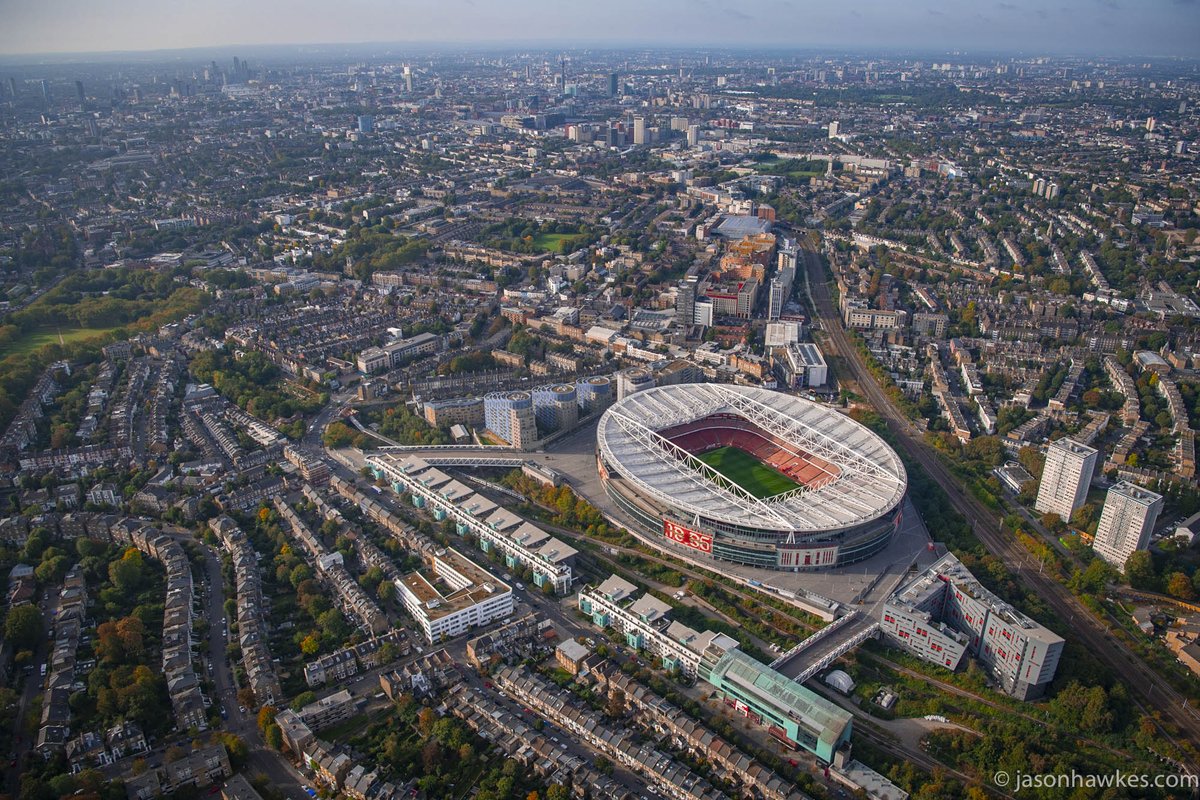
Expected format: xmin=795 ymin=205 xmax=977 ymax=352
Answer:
xmin=1125 ymin=550 xmax=1156 ymax=588
xmin=215 ymin=733 xmax=248 ymax=768
xmin=116 ymin=615 xmax=146 ymax=660
xmin=257 ymin=705 xmax=277 ymax=734
xmin=421 ymin=740 xmax=443 ymax=774
xmin=289 ymin=563 xmax=313 ymax=589
xmin=606 ymin=688 xmax=626 ymax=719
xmin=291 ymin=692 xmax=317 ymax=711
xmin=1040 ymin=512 xmax=1065 ymax=534
xmin=299 ymin=633 xmax=320 ymax=655
xmin=964 ymin=436 xmax=1004 ymax=466
xmin=417 ymin=707 xmax=437 ymax=738
xmin=3 ymin=605 xmax=42 ymax=651
xmin=1167 ymin=572 xmax=1196 ymax=601
xmin=108 ymin=548 xmax=147 ymax=594
xmin=323 ymin=422 xmax=355 ymax=449
xmin=35 ymin=555 xmax=69 ymax=583
xmin=1069 ymin=559 xmax=1110 ymax=595
xmin=1069 ymin=504 xmax=1097 ymax=532
xmin=265 ymin=723 xmax=283 ymax=751
xmin=1017 ymin=446 xmax=1045 ymax=480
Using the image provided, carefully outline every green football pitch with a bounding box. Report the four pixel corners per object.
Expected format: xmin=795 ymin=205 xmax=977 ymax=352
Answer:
xmin=695 ymin=446 xmax=799 ymax=499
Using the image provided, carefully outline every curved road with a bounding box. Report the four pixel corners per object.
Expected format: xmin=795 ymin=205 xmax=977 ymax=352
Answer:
xmin=801 ymin=240 xmax=1200 ymax=766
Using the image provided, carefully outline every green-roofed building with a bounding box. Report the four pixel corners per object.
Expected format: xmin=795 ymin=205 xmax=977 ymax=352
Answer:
xmin=699 ymin=648 xmax=853 ymax=763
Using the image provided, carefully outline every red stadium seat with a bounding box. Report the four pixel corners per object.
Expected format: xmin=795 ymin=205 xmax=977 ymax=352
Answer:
xmin=659 ymin=414 xmax=840 ymax=489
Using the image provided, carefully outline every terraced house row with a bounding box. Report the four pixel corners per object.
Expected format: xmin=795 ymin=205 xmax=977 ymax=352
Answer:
xmin=273 ymin=492 xmax=389 ymax=635
xmin=494 ymin=665 xmax=729 ymax=800
xmin=209 ymin=516 xmax=282 ymax=707
xmin=127 ymin=526 xmax=207 ymax=731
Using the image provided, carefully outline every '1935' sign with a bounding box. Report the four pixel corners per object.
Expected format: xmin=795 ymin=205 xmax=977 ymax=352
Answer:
xmin=663 ymin=519 xmax=713 ymax=553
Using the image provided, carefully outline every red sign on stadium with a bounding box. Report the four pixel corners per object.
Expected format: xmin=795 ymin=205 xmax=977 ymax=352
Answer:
xmin=663 ymin=519 xmax=713 ymax=554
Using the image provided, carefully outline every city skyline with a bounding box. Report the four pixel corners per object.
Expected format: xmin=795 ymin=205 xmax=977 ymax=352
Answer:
xmin=3 ymin=0 xmax=1199 ymax=59
xmin=2 ymin=12 xmax=1200 ymax=799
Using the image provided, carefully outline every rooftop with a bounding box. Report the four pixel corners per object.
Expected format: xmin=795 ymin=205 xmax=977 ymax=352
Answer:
xmin=398 ymin=548 xmax=510 ymax=621
xmin=706 ymin=649 xmax=852 ymax=748
xmin=597 ymin=383 xmax=906 ymax=533
xmin=1048 ymin=437 xmax=1097 ymax=458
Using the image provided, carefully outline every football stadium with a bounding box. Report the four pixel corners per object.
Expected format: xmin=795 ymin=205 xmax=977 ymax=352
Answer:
xmin=596 ymin=384 xmax=907 ymax=570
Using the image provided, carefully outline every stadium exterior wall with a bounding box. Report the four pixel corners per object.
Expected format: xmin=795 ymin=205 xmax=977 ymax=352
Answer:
xmin=599 ymin=460 xmax=900 ymax=570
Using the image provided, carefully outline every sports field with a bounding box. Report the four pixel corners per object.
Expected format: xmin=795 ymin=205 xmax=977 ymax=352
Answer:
xmin=531 ymin=232 xmax=576 ymax=253
xmin=0 ymin=324 xmax=117 ymax=358
xmin=696 ymin=445 xmax=799 ymax=499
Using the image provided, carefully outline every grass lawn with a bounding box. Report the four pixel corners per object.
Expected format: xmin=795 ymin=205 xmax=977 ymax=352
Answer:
xmin=0 ymin=324 xmax=117 ymax=358
xmin=696 ymin=445 xmax=799 ymax=499
xmin=531 ymin=232 xmax=575 ymax=253
xmin=752 ymin=159 xmax=828 ymax=184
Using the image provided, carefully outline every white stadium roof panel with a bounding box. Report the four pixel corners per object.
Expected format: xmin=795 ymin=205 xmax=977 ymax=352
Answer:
xmin=597 ymin=384 xmax=906 ymax=534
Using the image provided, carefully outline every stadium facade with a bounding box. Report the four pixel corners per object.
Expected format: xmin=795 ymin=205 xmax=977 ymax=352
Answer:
xmin=597 ymin=384 xmax=907 ymax=571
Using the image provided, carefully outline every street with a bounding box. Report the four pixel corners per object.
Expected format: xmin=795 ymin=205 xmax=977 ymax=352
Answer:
xmin=187 ymin=532 xmax=313 ymax=798
xmin=4 ymin=586 xmax=55 ymax=797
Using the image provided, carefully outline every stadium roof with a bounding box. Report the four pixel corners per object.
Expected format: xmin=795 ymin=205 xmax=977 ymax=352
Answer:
xmin=597 ymin=384 xmax=906 ymax=533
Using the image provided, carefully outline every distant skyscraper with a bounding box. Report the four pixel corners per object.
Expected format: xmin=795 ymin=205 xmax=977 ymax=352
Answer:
xmin=7 ymin=77 xmax=16 ymax=98
xmin=75 ymin=80 xmax=85 ymax=103
xmin=40 ymin=80 xmax=50 ymax=102
xmin=687 ymin=124 xmax=700 ymax=148
xmin=1034 ymin=438 xmax=1098 ymax=521
xmin=633 ymin=117 xmax=647 ymax=145
xmin=608 ymin=72 xmax=619 ymax=97
xmin=357 ymin=115 xmax=374 ymax=133
xmin=403 ymin=65 xmax=413 ymax=93
xmin=1045 ymin=182 xmax=1059 ymax=200
xmin=676 ymin=278 xmax=697 ymax=326
xmin=827 ymin=121 xmax=840 ymax=139
xmin=1092 ymin=481 xmax=1163 ymax=569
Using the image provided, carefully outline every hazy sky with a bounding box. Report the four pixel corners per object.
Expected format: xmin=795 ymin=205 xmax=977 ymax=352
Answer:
xmin=2 ymin=0 xmax=1198 ymax=58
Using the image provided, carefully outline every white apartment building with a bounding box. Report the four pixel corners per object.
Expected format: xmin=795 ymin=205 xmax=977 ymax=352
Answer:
xmin=1092 ymin=481 xmax=1164 ymax=570
xmin=395 ymin=548 xmax=514 ymax=643
xmin=367 ymin=453 xmax=575 ymax=593
xmin=1034 ymin=438 xmax=1098 ymax=521
xmin=578 ymin=575 xmax=738 ymax=677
